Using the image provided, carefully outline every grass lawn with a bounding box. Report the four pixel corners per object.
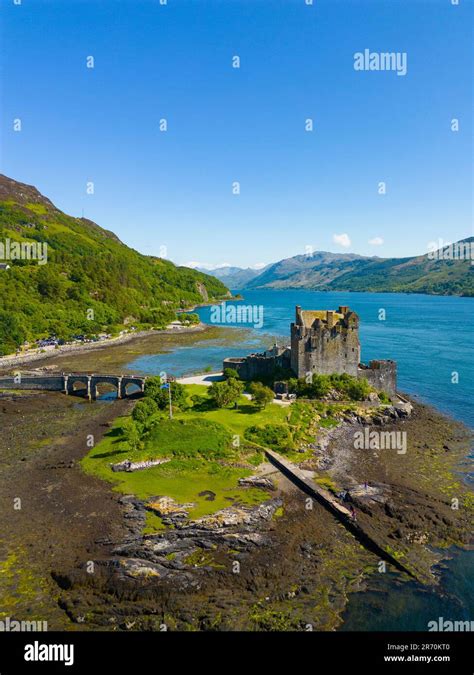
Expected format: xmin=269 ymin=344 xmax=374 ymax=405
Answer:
xmin=81 ymin=385 xmax=322 ymax=531
xmin=81 ymin=414 xmax=268 ymax=525
xmin=181 ymin=384 xmax=289 ymax=436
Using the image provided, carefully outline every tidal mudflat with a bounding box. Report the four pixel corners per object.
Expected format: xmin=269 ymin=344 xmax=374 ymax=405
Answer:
xmin=0 ymin=322 xmax=471 ymax=631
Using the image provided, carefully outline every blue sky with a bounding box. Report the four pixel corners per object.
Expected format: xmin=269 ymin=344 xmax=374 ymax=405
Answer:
xmin=1 ymin=0 xmax=472 ymax=268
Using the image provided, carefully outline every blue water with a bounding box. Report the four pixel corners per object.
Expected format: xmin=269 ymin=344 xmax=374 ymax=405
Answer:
xmin=130 ymin=333 xmax=269 ymax=379
xmin=126 ymin=289 xmax=473 ymax=630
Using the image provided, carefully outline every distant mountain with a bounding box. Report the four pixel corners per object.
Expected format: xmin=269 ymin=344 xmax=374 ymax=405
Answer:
xmin=196 ymin=265 xmax=268 ymax=290
xmin=202 ymin=243 xmax=474 ymax=296
xmin=244 ymin=251 xmax=373 ymax=290
xmin=0 ymin=175 xmax=229 ymax=354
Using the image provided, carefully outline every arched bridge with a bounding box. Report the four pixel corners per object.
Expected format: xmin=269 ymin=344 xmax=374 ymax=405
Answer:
xmin=0 ymin=373 xmax=147 ymax=400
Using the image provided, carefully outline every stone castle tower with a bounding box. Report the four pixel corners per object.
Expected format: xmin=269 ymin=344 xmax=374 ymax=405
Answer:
xmin=290 ymin=305 xmax=361 ymax=378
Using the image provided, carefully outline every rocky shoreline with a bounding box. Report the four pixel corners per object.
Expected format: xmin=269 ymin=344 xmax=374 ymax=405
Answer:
xmin=48 ymin=398 xmax=473 ymax=631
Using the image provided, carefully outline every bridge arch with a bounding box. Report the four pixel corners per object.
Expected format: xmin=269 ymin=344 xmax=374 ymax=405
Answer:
xmin=67 ymin=377 xmax=90 ymax=398
xmin=123 ymin=381 xmax=142 ymax=398
xmin=93 ymin=380 xmax=119 ymax=400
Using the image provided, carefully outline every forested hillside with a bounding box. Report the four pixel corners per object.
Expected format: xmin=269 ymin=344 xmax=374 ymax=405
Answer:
xmin=0 ymin=175 xmax=229 ymax=355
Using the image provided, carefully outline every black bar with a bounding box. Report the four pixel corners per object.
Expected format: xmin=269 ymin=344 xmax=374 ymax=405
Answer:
xmin=0 ymin=631 xmax=471 ymax=674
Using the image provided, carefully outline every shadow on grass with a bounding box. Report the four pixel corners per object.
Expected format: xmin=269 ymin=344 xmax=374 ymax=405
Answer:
xmin=236 ymin=404 xmax=262 ymax=415
xmin=90 ymin=448 xmax=128 ymax=459
xmin=189 ymin=399 xmax=216 ymax=412
xmin=106 ymin=426 xmax=124 ymax=438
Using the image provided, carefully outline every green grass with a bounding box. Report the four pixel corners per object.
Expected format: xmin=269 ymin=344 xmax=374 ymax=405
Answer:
xmin=24 ymin=202 xmax=47 ymax=215
xmin=81 ymin=414 xmax=268 ymax=523
xmin=314 ymin=476 xmax=338 ymax=493
xmin=182 ymin=384 xmax=288 ymax=436
xmin=319 ymin=416 xmax=339 ymax=429
xmin=145 ymin=417 xmax=233 ymax=460
xmin=81 ymin=387 xmax=321 ymax=530
xmin=143 ymin=510 xmax=167 ymax=534
xmin=183 ymin=387 xmax=318 ymax=461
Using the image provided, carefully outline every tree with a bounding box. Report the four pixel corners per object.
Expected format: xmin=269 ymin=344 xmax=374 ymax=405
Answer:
xmin=0 ymin=311 xmax=27 ymax=352
xmin=144 ymin=376 xmax=187 ymax=410
xmin=208 ymin=378 xmax=244 ymax=408
xmin=36 ymin=266 xmax=63 ymax=299
xmin=226 ymin=378 xmax=245 ymax=407
xmin=132 ymin=397 xmax=158 ymax=424
xmin=143 ymin=376 xmax=164 ymax=400
xmin=249 ymin=381 xmax=274 ymax=408
xmin=179 ymin=312 xmax=200 ymax=325
xmin=122 ymin=420 xmax=143 ymax=453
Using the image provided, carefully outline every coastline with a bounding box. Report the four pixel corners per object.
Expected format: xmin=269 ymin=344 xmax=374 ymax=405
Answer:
xmin=0 ymin=323 xmax=207 ymax=370
xmin=0 ymin=293 xmax=242 ymax=371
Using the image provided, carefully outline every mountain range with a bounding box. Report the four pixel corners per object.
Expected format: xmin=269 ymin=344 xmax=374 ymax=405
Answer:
xmin=197 ymin=243 xmax=474 ymax=296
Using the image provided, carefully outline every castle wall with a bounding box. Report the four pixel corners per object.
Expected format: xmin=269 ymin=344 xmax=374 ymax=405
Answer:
xmin=358 ymin=360 xmax=397 ymax=395
xmin=223 ymin=350 xmax=291 ymax=381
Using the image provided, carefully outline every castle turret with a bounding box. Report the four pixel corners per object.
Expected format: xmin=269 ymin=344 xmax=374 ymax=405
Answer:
xmin=326 ymin=310 xmax=336 ymax=329
xmin=295 ymin=305 xmax=303 ymax=325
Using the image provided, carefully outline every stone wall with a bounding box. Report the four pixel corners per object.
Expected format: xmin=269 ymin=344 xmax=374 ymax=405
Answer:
xmin=223 ymin=349 xmax=291 ymax=381
xmin=358 ymin=360 xmax=397 ymax=395
xmin=0 ymin=375 xmax=65 ymax=391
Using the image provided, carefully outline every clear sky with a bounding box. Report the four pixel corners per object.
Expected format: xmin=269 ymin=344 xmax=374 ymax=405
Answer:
xmin=1 ymin=0 xmax=472 ymax=268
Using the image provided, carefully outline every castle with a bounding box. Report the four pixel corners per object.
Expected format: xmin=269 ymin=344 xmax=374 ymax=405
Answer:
xmin=223 ymin=305 xmax=397 ymax=395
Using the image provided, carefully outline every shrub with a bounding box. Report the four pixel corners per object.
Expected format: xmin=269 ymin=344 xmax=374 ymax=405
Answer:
xmin=344 ymin=377 xmax=372 ymax=401
xmin=223 ymin=367 xmax=240 ymax=380
xmin=288 ymin=373 xmax=373 ymax=401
